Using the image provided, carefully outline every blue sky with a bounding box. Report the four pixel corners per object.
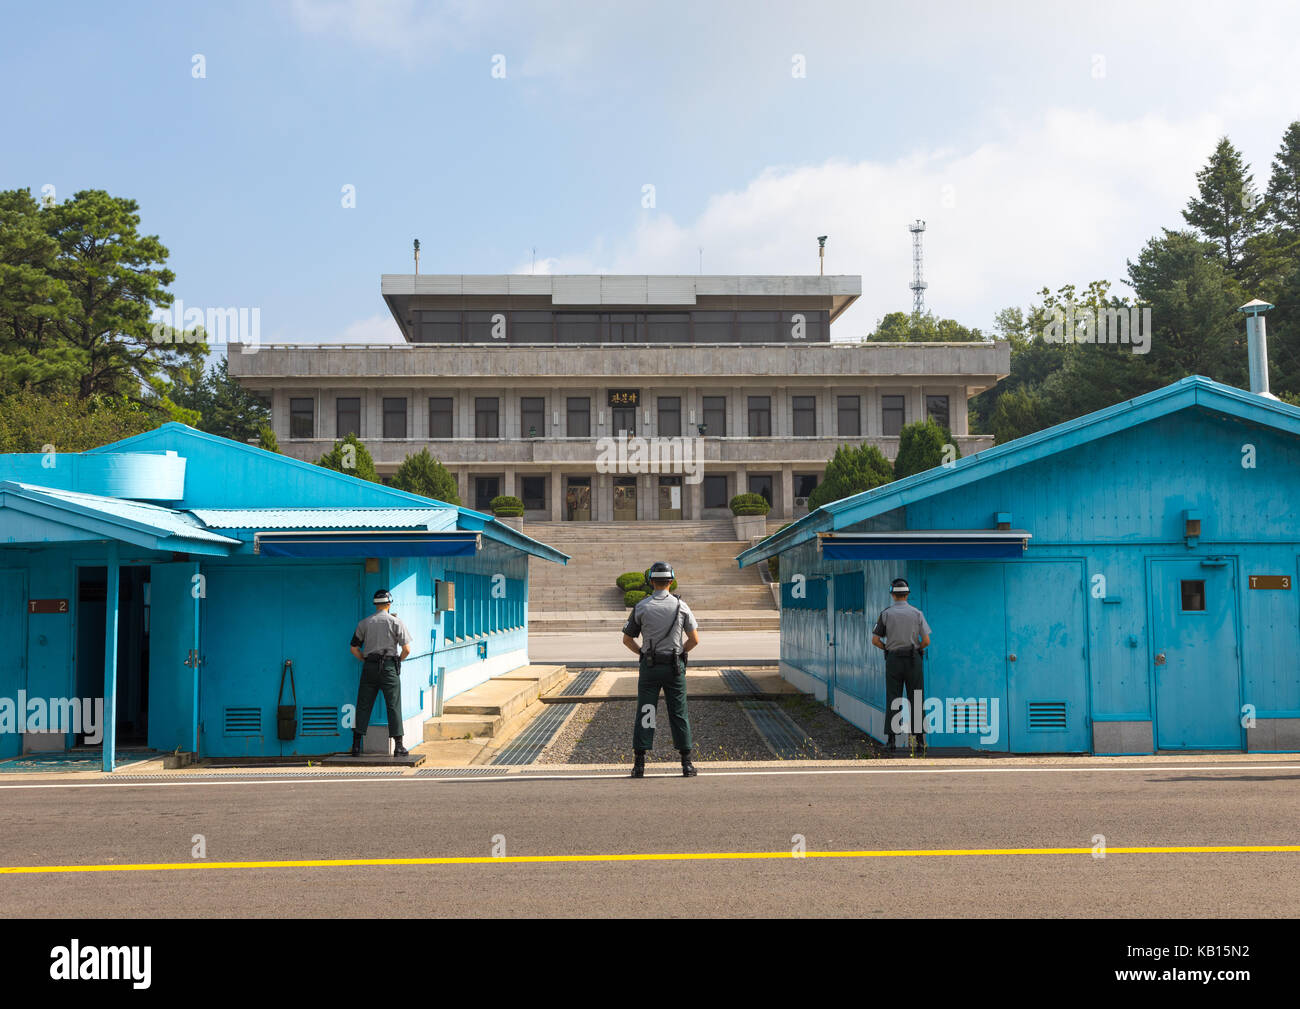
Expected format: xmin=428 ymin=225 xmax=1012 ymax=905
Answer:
xmin=4 ymin=0 xmax=1300 ymax=345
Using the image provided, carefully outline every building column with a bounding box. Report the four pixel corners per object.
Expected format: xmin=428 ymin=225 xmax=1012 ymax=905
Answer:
xmin=550 ymin=467 xmax=563 ymax=521
xmin=503 ymin=468 xmax=516 ymax=498
xmin=686 ymin=475 xmax=702 ymax=519
xmin=102 ymin=542 xmax=120 ymax=774
xmin=780 ymin=466 xmax=794 ymax=520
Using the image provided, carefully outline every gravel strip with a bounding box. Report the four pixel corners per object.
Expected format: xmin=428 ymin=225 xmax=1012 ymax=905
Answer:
xmin=535 ymin=693 xmax=885 ymax=764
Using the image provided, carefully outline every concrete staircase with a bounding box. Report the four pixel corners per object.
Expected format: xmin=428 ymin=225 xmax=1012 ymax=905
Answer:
xmin=422 ymin=664 xmax=567 ymax=741
xmin=524 ymin=520 xmax=778 ymax=631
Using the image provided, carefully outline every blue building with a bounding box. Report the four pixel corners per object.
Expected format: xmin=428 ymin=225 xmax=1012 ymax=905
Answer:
xmin=0 ymin=424 xmax=567 ymax=770
xmin=738 ymin=377 xmax=1300 ymax=755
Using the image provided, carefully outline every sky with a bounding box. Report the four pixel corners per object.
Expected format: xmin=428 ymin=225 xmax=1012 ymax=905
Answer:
xmin=3 ymin=0 xmax=1300 ymax=346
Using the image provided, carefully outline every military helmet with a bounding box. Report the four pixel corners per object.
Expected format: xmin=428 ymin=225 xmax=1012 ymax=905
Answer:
xmin=648 ymin=561 xmax=675 ymax=581
xmin=890 ymin=577 xmax=910 ymax=594
xmin=373 ymin=588 xmax=394 ymax=605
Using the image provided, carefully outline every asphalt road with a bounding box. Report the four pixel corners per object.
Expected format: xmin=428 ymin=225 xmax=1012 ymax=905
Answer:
xmin=2 ymin=762 xmax=1299 ymax=917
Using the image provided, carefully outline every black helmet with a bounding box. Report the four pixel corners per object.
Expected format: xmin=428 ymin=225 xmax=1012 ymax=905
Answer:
xmin=648 ymin=561 xmax=675 ymax=581
xmin=373 ymin=588 xmax=394 ymax=605
xmin=890 ymin=577 xmax=910 ymax=595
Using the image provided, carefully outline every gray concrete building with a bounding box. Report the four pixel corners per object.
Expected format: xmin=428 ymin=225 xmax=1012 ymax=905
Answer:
xmin=228 ymin=274 xmax=1009 ymax=521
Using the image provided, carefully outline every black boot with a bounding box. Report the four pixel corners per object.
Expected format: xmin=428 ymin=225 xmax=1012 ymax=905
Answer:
xmin=350 ymin=732 xmax=363 ymax=757
xmin=680 ymin=749 xmax=698 ymax=777
xmin=392 ymin=735 xmax=409 ymax=757
xmin=631 ymin=750 xmax=646 ymax=778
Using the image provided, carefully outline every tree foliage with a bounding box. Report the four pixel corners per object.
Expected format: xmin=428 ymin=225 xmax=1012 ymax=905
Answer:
xmin=389 ymin=448 xmax=460 ymax=504
xmin=316 ymin=433 xmax=379 ymax=482
xmin=807 ymin=443 xmax=893 ymax=510
xmin=0 ymin=390 xmax=156 ymax=453
xmin=894 ymin=418 xmax=961 ymax=479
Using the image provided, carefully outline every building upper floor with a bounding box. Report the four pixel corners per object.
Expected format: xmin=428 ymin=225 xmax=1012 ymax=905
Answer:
xmin=378 ymin=273 xmax=861 ymax=344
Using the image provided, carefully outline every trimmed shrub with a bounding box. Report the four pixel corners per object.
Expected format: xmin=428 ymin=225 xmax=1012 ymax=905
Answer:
xmin=489 ymin=495 xmax=524 ymax=517
xmin=616 ymin=571 xmax=647 ymax=592
xmin=624 ymin=590 xmax=649 ymax=607
xmin=729 ymin=492 xmax=771 ymax=516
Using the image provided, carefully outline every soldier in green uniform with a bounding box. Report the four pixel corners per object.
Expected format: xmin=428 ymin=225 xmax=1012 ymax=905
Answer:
xmin=621 ymin=561 xmax=700 ymax=778
xmin=872 ymin=577 xmax=932 ymax=754
xmin=348 ymin=588 xmax=413 ymax=757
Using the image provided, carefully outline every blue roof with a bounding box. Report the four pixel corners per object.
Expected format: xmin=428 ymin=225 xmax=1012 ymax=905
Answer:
xmin=190 ymin=507 xmax=458 ymax=530
xmin=0 ymin=482 xmax=241 ymax=553
xmin=738 ymin=376 xmax=1300 ymax=567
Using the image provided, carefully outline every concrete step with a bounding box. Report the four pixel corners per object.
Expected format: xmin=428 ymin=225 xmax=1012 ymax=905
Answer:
xmin=494 ymin=663 xmax=568 ymax=694
xmin=423 ymin=712 xmax=502 ymax=740
xmin=530 ymin=612 xmax=780 ymax=632
xmin=422 ymin=663 xmax=571 ymax=741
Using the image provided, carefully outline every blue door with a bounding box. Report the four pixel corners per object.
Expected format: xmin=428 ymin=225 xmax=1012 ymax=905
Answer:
xmin=0 ymin=570 xmax=26 ymax=759
xmin=1150 ymin=559 xmax=1242 ymax=749
xmin=1005 ymin=561 xmax=1090 ymax=752
xmin=148 ymin=563 xmax=201 ymax=753
xmin=920 ymin=563 xmax=1008 ymax=751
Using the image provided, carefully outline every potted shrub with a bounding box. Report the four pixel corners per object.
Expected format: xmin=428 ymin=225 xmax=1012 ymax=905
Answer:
xmin=729 ymin=492 xmax=771 ymax=540
xmin=489 ymin=494 xmax=524 ymax=530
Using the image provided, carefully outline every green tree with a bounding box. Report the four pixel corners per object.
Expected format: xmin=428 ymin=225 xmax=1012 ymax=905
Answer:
xmin=390 ymin=448 xmax=461 ymax=504
xmin=1265 ymin=120 xmax=1300 ymax=249
xmin=1182 ymin=137 xmax=1265 ymax=275
xmin=807 ymin=443 xmax=893 ymax=510
xmin=167 ymin=357 xmax=269 ymax=442
xmin=869 ymin=310 xmax=985 ymax=342
xmin=316 ymin=433 xmax=379 ymax=482
xmin=256 ymin=423 xmax=280 ymax=453
xmin=0 ymin=390 xmax=157 ymax=453
xmin=894 ymin=418 xmax=961 ymax=478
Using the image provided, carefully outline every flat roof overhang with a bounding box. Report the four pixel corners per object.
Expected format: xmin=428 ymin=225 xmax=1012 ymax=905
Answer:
xmin=253 ymin=530 xmax=481 ymax=558
xmin=818 ymin=529 xmax=1032 ymax=561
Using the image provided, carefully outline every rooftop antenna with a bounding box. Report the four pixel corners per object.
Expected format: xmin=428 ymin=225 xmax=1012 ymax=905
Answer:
xmin=817 ymin=235 xmax=827 ymax=276
xmin=531 ymin=247 xmax=536 ymax=274
xmin=909 ymin=220 xmax=927 ymax=315
xmin=413 ymin=238 xmax=420 ymax=277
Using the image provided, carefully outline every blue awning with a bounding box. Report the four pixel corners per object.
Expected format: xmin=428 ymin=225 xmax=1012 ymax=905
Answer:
xmin=254 ymin=530 xmax=481 ymax=558
xmin=819 ymin=529 xmax=1031 ymax=561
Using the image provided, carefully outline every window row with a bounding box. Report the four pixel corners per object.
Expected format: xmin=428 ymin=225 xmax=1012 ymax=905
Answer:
xmin=466 ymin=472 xmax=824 ymax=514
xmin=287 ymin=393 xmax=951 ymax=440
xmin=411 ymin=310 xmax=829 ymax=344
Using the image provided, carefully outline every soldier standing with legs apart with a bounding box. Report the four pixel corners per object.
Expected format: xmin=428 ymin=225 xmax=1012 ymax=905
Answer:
xmin=349 ymin=589 xmax=412 ymax=757
xmin=872 ymin=577 xmax=932 ymax=754
xmin=622 ymin=561 xmax=700 ymax=778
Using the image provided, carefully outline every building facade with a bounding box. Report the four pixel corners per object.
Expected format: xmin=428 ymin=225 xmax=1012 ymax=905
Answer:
xmin=739 ymin=377 xmax=1300 ymax=755
xmin=229 ymin=275 xmax=1009 ymax=521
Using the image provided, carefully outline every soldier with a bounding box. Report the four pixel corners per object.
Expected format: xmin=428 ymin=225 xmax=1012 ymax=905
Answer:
xmin=348 ymin=588 xmax=412 ymax=757
xmin=872 ymin=577 xmax=932 ymax=754
xmin=621 ymin=561 xmax=700 ymax=778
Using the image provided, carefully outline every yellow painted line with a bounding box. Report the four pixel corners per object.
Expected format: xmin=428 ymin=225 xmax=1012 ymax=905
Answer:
xmin=3 ymin=845 xmax=1300 ymax=875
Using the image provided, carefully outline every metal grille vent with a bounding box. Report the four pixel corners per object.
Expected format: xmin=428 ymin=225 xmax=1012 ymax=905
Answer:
xmin=223 ymin=707 xmax=261 ymax=737
xmin=1028 ymin=701 xmax=1068 ymax=730
xmin=947 ymin=700 xmax=988 ymax=734
xmin=300 ymin=706 xmax=339 ymax=736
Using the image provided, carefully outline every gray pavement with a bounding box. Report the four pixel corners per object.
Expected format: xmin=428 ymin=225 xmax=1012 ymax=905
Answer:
xmin=3 ymin=760 xmax=1298 ymax=917
xmin=528 ymin=630 xmax=779 ymax=663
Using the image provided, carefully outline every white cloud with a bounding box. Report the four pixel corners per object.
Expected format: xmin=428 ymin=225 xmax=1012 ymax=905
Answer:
xmin=520 ymin=108 xmax=1235 ymax=338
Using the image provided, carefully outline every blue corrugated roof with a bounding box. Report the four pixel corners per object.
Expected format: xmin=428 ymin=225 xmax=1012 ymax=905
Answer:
xmin=738 ymin=376 xmax=1300 ymax=567
xmin=190 ymin=507 xmax=457 ymax=530
xmin=0 ymin=482 xmax=241 ymax=548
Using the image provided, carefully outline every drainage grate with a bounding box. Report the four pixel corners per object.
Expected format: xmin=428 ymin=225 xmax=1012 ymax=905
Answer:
xmin=490 ymin=703 xmax=576 ymax=766
xmin=300 ymin=706 xmax=339 ymax=736
xmin=1028 ymin=700 xmax=1068 ymax=730
xmin=416 ymin=767 xmax=512 ymax=778
xmin=223 ymin=707 xmax=261 ymax=737
xmin=740 ymin=699 xmax=816 ymax=760
xmin=556 ymin=668 xmax=601 ymax=696
xmin=720 ymin=668 xmax=762 ymax=695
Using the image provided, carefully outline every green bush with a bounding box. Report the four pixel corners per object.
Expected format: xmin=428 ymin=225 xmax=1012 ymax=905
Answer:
xmin=807 ymin=443 xmax=893 ymax=510
xmin=766 ymin=522 xmax=793 ymax=581
xmin=729 ymin=492 xmax=771 ymax=516
xmin=489 ymin=495 xmax=524 ymax=517
xmin=617 ymin=571 xmax=647 ymax=591
xmin=391 ymin=448 xmax=460 ymax=504
xmin=624 ymin=589 xmax=649 ymax=607
xmin=894 ymin=419 xmax=960 ymax=479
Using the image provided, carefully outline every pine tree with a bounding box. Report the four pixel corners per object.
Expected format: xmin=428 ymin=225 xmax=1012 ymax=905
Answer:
xmin=1265 ymin=121 xmax=1300 ymax=248
xmin=390 ymin=448 xmax=460 ymax=504
xmin=316 ymin=433 xmax=379 ymax=481
xmin=1183 ymin=137 xmax=1264 ymax=274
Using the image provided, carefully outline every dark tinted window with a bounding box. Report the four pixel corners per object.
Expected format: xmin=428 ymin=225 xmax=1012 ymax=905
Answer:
xmin=1181 ymin=580 xmax=1206 ymax=611
xmin=290 ymin=398 xmax=314 ymax=439
xmin=336 ymin=398 xmax=360 ymax=438
xmin=702 ymin=396 xmax=727 ymax=436
xmin=748 ymin=396 xmax=772 ymax=437
xmin=793 ymin=395 xmax=816 ymax=436
xmin=521 ymin=397 xmax=544 ymax=437
xmin=567 ymin=397 xmax=590 ymax=438
xmin=658 ymin=397 xmax=682 ymax=437
xmin=795 ymin=473 xmax=818 ymax=498
xmin=703 ymin=475 xmax=728 ymax=509
xmin=693 ymin=311 xmax=733 ymax=342
xmin=738 ymin=311 xmax=779 ymax=342
xmin=926 ymin=394 xmax=950 ymax=430
xmin=837 ymin=395 xmax=860 ymax=436
xmin=382 ymin=398 xmax=407 ymax=438
xmin=882 ymin=394 xmax=905 ymax=437
xmin=557 ymin=313 xmax=599 ymax=343
xmin=612 ymin=406 xmax=636 ymax=436
xmin=512 ymin=311 xmax=553 ymax=342
xmin=647 ymin=313 xmax=689 ymax=342
xmin=748 ymin=474 xmax=773 ymax=504
xmin=521 ymin=476 xmax=546 ymax=510
xmin=418 ymin=311 xmax=461 ymax=343
xmin=475 ymin=397 xmax=499 ymax=439
xmin=465 ymin=311 xmax=504 ymax=342
xmin=429 ymin=397 xmax=453 ymax=438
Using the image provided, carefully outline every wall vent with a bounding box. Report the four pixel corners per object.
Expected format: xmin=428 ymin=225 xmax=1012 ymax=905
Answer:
xmin=301 ymin=706 xmax=339 ymax=736
xmin=1028 ymin=700 xmax=1068 ymax=730
xmin=947 ymin=700 xmax=988 ymax=734
xmin=223 ymin=707 xmax=262 ymax=737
